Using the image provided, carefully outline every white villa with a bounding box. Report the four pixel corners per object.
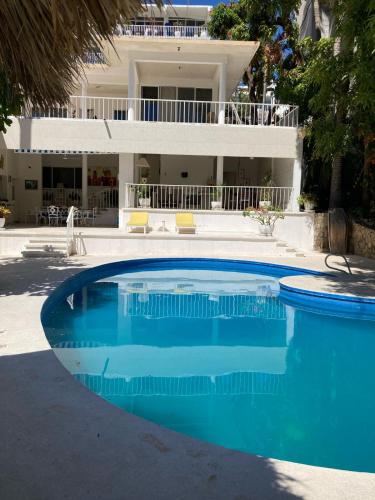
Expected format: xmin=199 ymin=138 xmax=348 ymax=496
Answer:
xmin=0 ymin=4 xmax=311 ymax=258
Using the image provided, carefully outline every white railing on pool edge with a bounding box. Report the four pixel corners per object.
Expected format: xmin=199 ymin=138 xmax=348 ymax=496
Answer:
xmin=25 ymin=97 xmax=299 ymax=128
xmin=66 ymin=206 xmax=75 ymax=256
xmin=125 ymin=183 xmax=294 ymax=211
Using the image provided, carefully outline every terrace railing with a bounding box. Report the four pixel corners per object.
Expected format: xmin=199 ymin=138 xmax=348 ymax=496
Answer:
xmin=114 ymin=24 xmax=210 ymax=39
xmin=125 ymin=183 xmax=294 ymax=211
xmin=42 ymin=187 xmax=118 ymax=209
xmin=27 ymin=97 xmax=299 ymax=128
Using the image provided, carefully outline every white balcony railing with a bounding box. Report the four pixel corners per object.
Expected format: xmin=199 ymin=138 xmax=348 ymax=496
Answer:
xmin=115 ymin=24 xmax=210 ymax=39
xmin=125 ymin=183 xmax=294 ymax=211
xmin=27 ymin=97 xmax=299 ymax=127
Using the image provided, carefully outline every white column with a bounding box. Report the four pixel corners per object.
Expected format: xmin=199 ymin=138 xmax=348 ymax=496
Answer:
xmin=216 ymin=156 xmax=224 ymax=185
xmin=118 ymin=153 xmax=135 ymax=227
xmin=82 ymin=154 xmax=88 ymax=208
xmin=218 ymin=63 xmax=227 ymax=125
xmin=81 ymin=80 xmax=87 ymax=119
xmin=290 ymin=135 xmax=303 ymax=211
xmin=128 ymin=59 xmax=137 ymax=121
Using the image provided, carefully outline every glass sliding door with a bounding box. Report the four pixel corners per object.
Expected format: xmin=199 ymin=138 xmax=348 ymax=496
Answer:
xmin=177 ymin=87 xmax=195 ymax=123
xmin=196 ymin=88 xmax=212 ymax=123
xmin=141 ymin=87 xmax=158 ymax=121
xmin=159 ymin=87 xmax=176 ymax=122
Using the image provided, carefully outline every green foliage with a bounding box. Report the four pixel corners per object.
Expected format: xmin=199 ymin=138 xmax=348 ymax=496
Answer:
xmin=243 ymin=206 xmax=285 ymax=226
xmin=208 ymin=0 xmax=301 ymax=101
xmin=207 ymin=3 xmax=241 ymax=40
xmin=0 ymin=71 xmax=22 ymax=133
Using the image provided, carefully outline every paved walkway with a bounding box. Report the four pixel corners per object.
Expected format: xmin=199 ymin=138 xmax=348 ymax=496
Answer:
xmin=1 ymin=254 xmax=375 ymax=500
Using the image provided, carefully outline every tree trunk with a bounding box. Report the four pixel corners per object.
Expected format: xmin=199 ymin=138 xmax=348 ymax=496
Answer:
xmin=329 ymin=155 xmax=343 ymax=208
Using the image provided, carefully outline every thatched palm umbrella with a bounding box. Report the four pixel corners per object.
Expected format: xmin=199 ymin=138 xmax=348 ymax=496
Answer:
xmin=0 ymin=0 xmax=162 ymax=112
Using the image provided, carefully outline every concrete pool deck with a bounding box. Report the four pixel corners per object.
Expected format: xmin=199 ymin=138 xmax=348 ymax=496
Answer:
xmin=1 ymin=253 xmax=375 ymax=500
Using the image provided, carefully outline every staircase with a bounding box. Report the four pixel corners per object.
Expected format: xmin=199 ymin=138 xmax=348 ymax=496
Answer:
xmin=22 ymin=237 xmax=68 ymax=258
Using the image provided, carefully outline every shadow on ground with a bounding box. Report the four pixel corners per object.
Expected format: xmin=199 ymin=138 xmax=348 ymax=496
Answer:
xmin=0 ymin=257 xmax=86 ymax=297
xmin=0 ymin=349 xmax=303 ymax=500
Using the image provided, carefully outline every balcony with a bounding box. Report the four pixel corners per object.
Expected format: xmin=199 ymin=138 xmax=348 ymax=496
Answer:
xmin=114 ymin=24 xmax=210 ymax=39
xmin=26 ymin=97 xmax=299 ymax=128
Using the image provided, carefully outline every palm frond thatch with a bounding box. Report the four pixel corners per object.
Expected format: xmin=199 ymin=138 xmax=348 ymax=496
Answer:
xmin=0 ymin=0 xmax=162 ymax=107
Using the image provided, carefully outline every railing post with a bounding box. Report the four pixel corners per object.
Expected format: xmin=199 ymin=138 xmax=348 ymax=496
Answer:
xmin=80 ymin=81 xmax=87 ymax=119
xmin=128 ymin=60 xmax=136 ymax=121
xmin=218 ymin=63 xmax=227 ymax=125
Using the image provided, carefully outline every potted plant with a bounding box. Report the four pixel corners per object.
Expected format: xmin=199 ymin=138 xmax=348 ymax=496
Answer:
xmin=211 ymin=185 xmax=223 ymax=210
xmin=0 ymin=204 xmax=11 ymax=230
xmin=137 ymin=185 xmax=151 ymax=208
xmin=297 ymin=193 xmax=317 ymax=212
xmin=259 ymin=172 xmax=273 ymax=208
xmin=243 ymin=206 xmax=284 ymax=236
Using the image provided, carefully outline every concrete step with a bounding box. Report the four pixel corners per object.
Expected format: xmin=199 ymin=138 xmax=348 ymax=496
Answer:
xmin=28 ymin=238 xmax=66 ymax=244
xmin=275 ymin=242 xmax=288 ymax=247
xmin=24 ymin=243 xmax=66 ymax=251
xmin=285 ymin=247 xmax=297 ymax=253
xmin=22 ymin=250 xmax=66 ymax=258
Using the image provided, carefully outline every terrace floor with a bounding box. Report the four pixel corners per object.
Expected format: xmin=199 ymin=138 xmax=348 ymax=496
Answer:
xmin=1 ymin=253 xmax=375 ymax=500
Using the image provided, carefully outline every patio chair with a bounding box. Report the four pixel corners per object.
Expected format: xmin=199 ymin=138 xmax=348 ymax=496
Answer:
xmin=127 ymin=212 xmax=149 ymax=234
xmin=47 ymin=205 xmax=60 ymax=226
xmin=175 ymin=212 xmax=196 ymax=234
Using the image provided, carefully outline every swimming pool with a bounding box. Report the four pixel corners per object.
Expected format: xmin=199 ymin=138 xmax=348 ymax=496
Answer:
xmin=42 ymin=258 xmax=375 ymax=472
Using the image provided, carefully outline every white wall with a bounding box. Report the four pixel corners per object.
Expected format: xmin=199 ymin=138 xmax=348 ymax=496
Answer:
xmin=4 ymin=119 xmax=299 ymax=159
xmin=14 ymin=154 xmax=42 ymax=221
xmin=272 ymin=158 xmax=294 ymax=186
xmin=160 ymin=155 xmax=214 ymax=185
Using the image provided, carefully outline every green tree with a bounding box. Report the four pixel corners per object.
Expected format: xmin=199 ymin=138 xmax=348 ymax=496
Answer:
xmin=208 ymin=1 xmax=301 ymax=102
xmin=277 ymin=0 xmax=375 ymax=211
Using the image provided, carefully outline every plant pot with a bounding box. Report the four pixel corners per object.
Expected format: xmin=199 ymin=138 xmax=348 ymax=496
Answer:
xmin=259 ymin=200 xmax=271 ymax=209
xmin=0 ymin=218 xmax=5 ymax=230
xmin=211 ymin=201 xmax=222 ymax=210
xmin=258 ymin=223 xmax=274 ymax=236
xmin=138 ymin=197 xmax=151 ymax=208
xmin=304 ymin=201 xmax=316 ymax=212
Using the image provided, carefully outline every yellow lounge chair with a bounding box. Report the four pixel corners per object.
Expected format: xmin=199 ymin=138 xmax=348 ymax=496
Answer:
xmin=127 ymin=212 xmax=149 ymax=234
xmin=175 ymin=212 xmax=196 ymax=234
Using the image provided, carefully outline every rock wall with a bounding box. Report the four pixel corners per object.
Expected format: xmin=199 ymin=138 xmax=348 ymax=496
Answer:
xmin=313 ymin=212 xmax=329 ymax=252
xmin=349 ymin=221 xmax=375 ymax=259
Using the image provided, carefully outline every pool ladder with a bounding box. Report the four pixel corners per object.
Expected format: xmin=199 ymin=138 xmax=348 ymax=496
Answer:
xmin=325 ymin=254 xmax=353 ymax=275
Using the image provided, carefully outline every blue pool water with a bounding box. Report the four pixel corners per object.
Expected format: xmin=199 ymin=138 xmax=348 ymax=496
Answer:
xmin=42 ymin=259 xmax=375 ymax=472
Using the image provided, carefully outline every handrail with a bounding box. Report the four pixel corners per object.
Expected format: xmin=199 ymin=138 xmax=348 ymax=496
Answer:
xmin=114 ymin=24 xmax=210 ymax=39
xmin=324 ymin=254 xmax=353 ymax=275
xmin=125 ymin=183 xmax=294 ymax=211
xmin=24 ymin=97 xmax=299 ymax=128
xmin=66 ymin=206 xmax=75 ymax=257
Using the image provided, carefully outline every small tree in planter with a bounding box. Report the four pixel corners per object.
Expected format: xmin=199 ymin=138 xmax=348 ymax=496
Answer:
xmin=259 ymin=172 xmax=274 ymax=208
xmin=0 ymin=204 xmax=11 ymax=229
xmin=243 ymin=206 xmax=284 ymax=236
xmin=210 ymin=185 xmax=223 ymax=210
xmin=297 ymin=193 xmax=318 ymax=212
xmin=137 ymin=185 xmax=151 ymax=208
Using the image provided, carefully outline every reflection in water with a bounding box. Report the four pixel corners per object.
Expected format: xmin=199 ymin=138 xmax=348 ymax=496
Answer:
xmin=43 ymin=270 xmax=375 ymax=472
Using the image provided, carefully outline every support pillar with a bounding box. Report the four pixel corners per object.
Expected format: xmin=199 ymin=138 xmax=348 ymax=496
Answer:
xmin=218 ymin=63 xmax=227 ymax=125
xmin=290 ymin=135 xmax=303 ymax=211
xmin=216 ymin=156 xmax=224 ymax=185
xmin=118 ymin=153 xmax=135 ymax=227
xmin=82 ymin=154 xmax=88 ymax=208
xmin=128 ymin=59 xmax=137 ymax=121
xmin=80 ymin=80 xmax=87 ymax=119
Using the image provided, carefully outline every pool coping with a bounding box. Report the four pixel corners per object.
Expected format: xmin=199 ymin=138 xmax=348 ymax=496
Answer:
xmin=1 ymin=254 xmax=375 ymax=500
